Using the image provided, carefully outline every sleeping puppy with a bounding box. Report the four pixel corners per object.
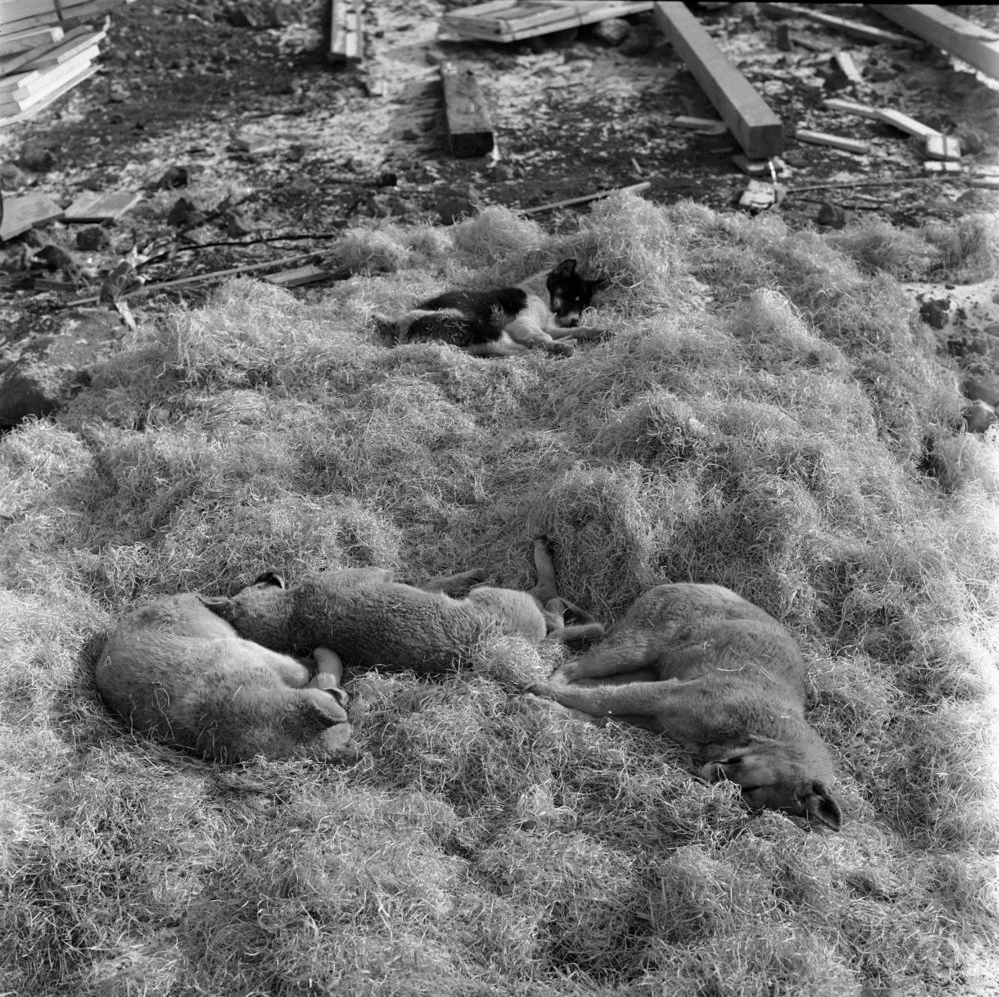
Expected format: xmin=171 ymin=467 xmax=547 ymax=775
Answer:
xmin=381 ymin=259 xmax=606 ymax=357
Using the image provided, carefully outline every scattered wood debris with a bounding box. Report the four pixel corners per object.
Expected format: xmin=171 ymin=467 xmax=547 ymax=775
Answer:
xmin=832 ymin=50 xmax=863 ymax=85
xmin=738 ymin=177 xmax=780 ymax=211
xmin=440 ymin=1 xmax=652 ymax=44
xmin=758 ymin=3 xmax=923 ymax=49
xmin=653 ymin=0 xmax=783 ymax=160
xmin=440 ymin=60 xmax=494 ymax=158
xmin=872 ymin=4 xmax=999 ymax=82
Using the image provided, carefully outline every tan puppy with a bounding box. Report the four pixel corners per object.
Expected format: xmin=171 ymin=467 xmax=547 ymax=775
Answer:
xmin=530 ymin=583 xmax=842 ymax=829
xmin=204 ymin=540 xmax=603 ymax=674
xmin=96 ymin=594 xmax=352 ymax=762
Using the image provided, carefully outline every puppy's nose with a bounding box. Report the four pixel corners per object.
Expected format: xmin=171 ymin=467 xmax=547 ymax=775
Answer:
xmin=558 ymin=314 xmax=580 ymax=328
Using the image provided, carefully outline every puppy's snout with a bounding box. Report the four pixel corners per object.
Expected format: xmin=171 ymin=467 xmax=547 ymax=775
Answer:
xmin=556 ymin=313 xmax=581 ymax=328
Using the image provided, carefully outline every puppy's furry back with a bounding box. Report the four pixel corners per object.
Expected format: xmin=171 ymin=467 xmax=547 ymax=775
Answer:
xmin=210 ymin=570 xmax=548 ymax=674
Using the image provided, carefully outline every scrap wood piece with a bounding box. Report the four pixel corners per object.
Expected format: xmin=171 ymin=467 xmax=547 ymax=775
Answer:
xmin=832 ymin=50 xmax=863 ymax=84
xmin=757 ymin=3 xmax=924 ymax=48
xmin=63 ymin=189 xmax=142 ymax=222
xmin=441 ymin=1 xmax=653 ymax=44
xmin=795 ymin=128 xmax=869 ymax=155
xmin=923 ymin=160 xmax=961 ymax=174
xmin=328 ymin=0 xmax=362 ymax=65
xmin=823 ymin=96 xmax=882 ymax=121
xmin=875 ymin=107 xmax=939 ymax=140
xmin=440 ymin=61 xmax=494 ymax=158
xmin=264 ymin=264 xmax=330 ymax=288
xmin=673 ymin=114 xmax=728 ymax=135
xmin=924 ymin=134 xmax=961 ymax=161
xmin=0 ymin=190 xmax=63 ymax=241
xmin=653 ymin=1 xmax=783 ymax=160
xmin=0 ymin=37 xmax=57 ymax=74
xmin=871 ymin=5 xmax=999 ymax=82
xmin=64 ymin=252 xmax=323 ymax=307
xmin=732 ymin=153 xmax=790 ymax=178
xmin=521 ymin=180 xmax=651 ymax=215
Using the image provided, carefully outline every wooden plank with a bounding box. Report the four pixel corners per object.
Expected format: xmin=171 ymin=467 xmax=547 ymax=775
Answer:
xmin=876 ymin=107 xmax=938 ymax=140
xmin=0 ymin=61 xmax=98 ymax=125
xmin=871 ymin=4 xmax=999 ymax=82
xmin=0 ymin=38 xmax=55 ymax=75
xmin=923 ymin=160 xmax=961 ymax=174
xmin=62 ymin=189 xmax=142 ymax=222
xmin=795 ymin=128 xmax=869 ymax=154
xmin=440 ymin=61 xmax=494 ymax=158
xmin=0 ymin=191 xmax=64 ymax=241
xmin=653 ymin=1 xmax=783 ymax=160
xmin=823 ymin=96 xmax=882 ymax=121
xmin=758 ymin=3 xmax=924 ymax=48
xmin=328 ymin=0 xmax=362 ymax=65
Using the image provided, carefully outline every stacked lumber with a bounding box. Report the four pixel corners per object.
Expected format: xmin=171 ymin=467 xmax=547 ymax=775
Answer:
xmin=441 ymin=1 xmax=653 ymax=44
xmin=0 ymin=0 xmax=138 ymax=124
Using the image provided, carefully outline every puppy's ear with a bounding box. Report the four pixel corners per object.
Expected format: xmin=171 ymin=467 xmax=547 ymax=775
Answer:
xmin=800 ymin=782 xmax=842 ymax=831
xmin=198 ymin=595 xmax=229 ymax=610
xmin=553 ymin=258 xmax=577 ymax=277
xmin=252 ymin=571 xmax=286 ymax=589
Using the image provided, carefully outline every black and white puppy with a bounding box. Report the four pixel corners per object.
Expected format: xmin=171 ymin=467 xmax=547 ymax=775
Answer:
xmin=382 ymin=259 xmax=605 ymax=357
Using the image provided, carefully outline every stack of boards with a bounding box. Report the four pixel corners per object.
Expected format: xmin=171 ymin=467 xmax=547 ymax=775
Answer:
xmin=0 ymin=0 xmax=138 ymax=125
xmin=440 ymin=0 xmax=653 ymax=43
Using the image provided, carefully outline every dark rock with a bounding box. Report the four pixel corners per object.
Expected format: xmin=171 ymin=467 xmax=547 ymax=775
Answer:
xmin=816 ymin=202 xmax=846 ymax=228
xmin=619 ymin=27 xmax=654 ymax=56
xmin=963 ymin=398 xmax=997 ymax=434
xmin=437 ymin=194 xmax=475 ymax=225
xmin=167 ymin=197 xmax=202 ymax=227
xmin=963 ymin=370 xmax=999 ymax=407
xmin=919 ymin=296 xmax=951 ymax=330
xmin=17 ymin=142 xmax=58 ymax=173
xmin=591 ymin=18 xmax=629 ymax=46
xmin=76 ymin=226 xmax=112 ymax=251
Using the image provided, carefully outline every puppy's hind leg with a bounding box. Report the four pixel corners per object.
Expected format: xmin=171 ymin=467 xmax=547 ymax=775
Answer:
xmin=308 ymin=647 xmax=349 ymax=708
xmin=543 ymin=597 xmax=605 ymax=645
xmin=530 ymin=536 xmax=559 ymax=605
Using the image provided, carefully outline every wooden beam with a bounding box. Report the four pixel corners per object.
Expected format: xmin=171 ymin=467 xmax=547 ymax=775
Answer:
xmin=0 ymin=62 xmax=99 ymax=125
xmin=653 ymin=1 xmax=783 ymax=159
xmin=440 ymin=61 xmax=494 ymax=158
xmin=328 ymin=0 xmax=362 ymax=66
xmin=63 ymin=190 xmax=142 ymax=222
xmin=870 ymin=5 xmax=999 ymax=82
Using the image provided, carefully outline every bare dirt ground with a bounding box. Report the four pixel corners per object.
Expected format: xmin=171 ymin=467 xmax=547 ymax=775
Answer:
xmin=1 ymin=1 xmax=999 ymax=386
